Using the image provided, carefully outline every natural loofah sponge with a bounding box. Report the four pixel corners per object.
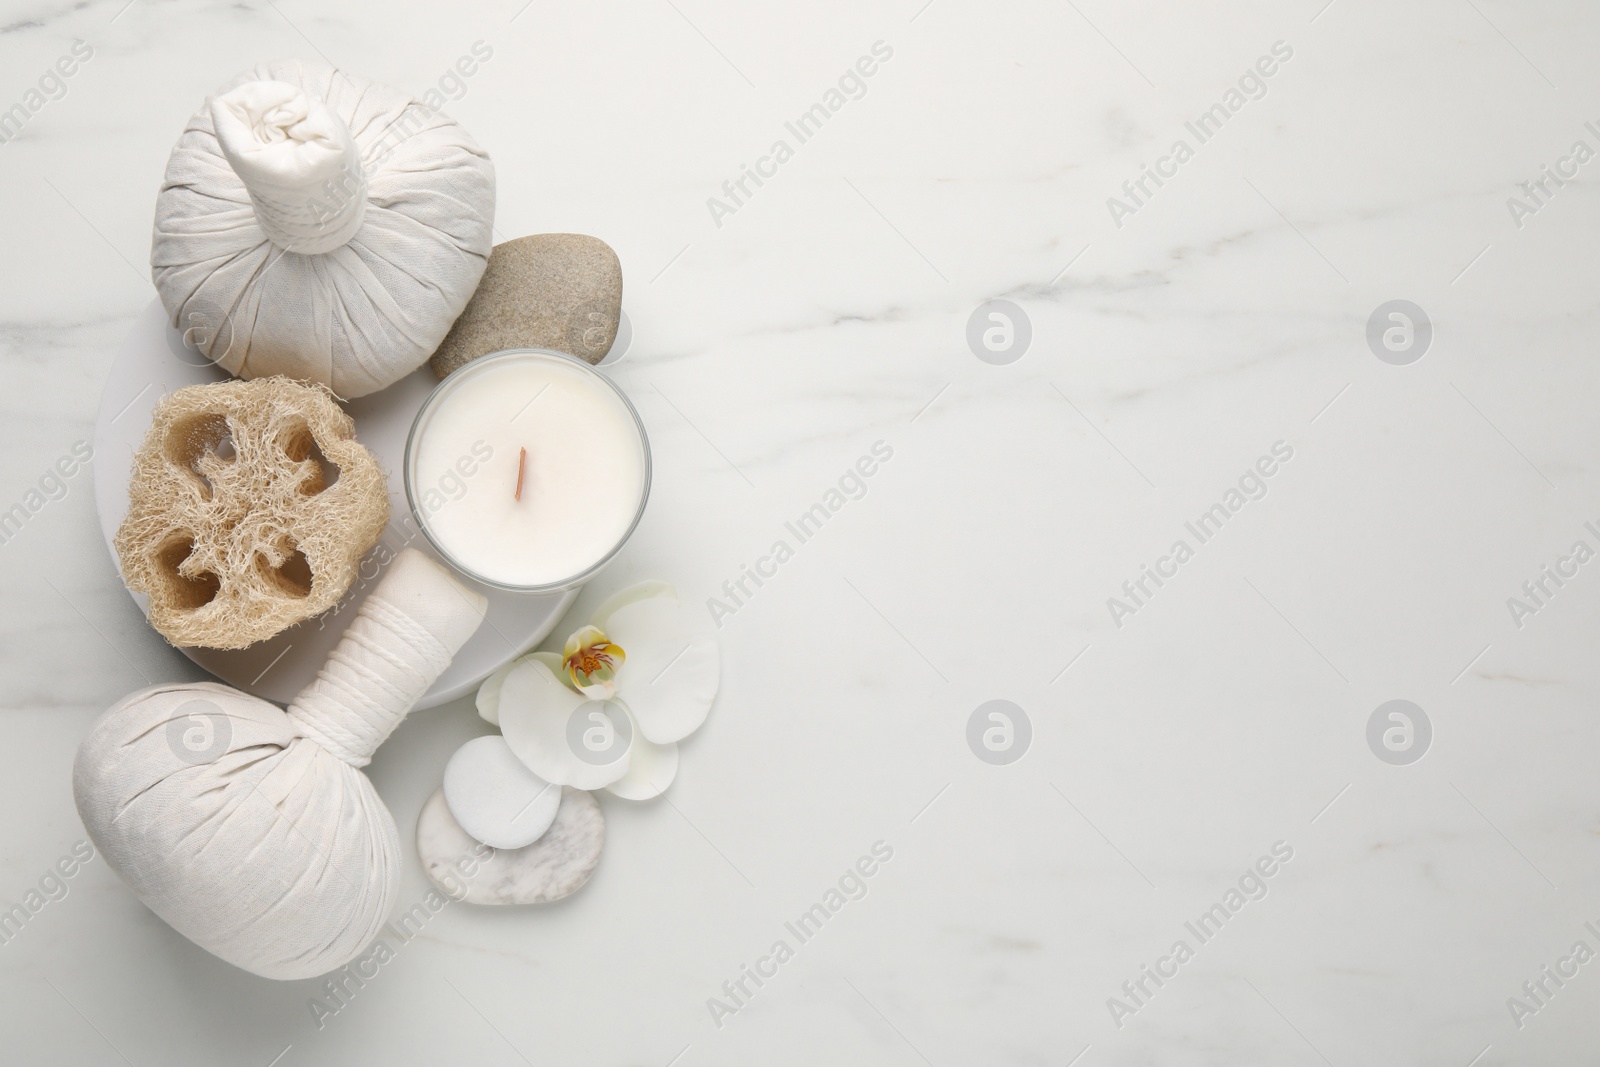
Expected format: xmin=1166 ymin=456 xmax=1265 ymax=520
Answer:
xmin=114 ymin=377 xmax=389 ymax=649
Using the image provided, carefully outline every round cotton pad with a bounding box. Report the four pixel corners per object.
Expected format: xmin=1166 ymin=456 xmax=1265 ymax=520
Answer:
xmin=443 ymin=734 xmax=562 ymax=849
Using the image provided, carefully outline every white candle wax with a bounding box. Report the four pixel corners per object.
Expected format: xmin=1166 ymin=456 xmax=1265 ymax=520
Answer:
xmin=407 ymin=351 xmax=648 ymax=589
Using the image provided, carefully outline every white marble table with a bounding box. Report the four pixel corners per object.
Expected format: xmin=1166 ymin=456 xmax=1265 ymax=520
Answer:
xmin=2 ymin=0 xmax=1598 ymax=1063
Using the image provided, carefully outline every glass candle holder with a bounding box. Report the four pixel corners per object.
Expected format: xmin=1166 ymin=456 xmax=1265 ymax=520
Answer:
xmin=403 ymin=349 xmax=650 ymax=593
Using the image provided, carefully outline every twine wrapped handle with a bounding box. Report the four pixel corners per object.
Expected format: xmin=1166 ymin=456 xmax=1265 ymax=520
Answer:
xmin=210 ymin=80 xmax=368 ymax=254
xmin=288 ymin=549 xmax=487 ymax=765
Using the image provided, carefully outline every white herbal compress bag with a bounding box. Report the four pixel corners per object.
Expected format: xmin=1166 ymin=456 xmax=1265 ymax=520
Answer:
xmin=152 ymin=58 xmax=495 ymax=398
xmin=74 ymin=550 xmax=486 ymax=979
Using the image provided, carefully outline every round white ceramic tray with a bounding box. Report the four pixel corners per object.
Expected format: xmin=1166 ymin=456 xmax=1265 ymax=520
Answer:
xmin=92 ymin=299 xmax=576 ymax=709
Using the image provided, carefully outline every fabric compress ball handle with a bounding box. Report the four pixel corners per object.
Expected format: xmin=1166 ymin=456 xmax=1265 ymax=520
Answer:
xmin=73 ymin=550 xmax=486 ymax=979
xmin=151 ymin=58 xmax=495 ymax=397
xmin=287 ymin=549 xmax=485 ymax=766
xmin=210 ymin=80 xmax=367 ymax=255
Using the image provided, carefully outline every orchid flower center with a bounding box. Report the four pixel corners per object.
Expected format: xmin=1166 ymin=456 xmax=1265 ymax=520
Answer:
xmin=563 ymin=624 xmax=625 ymax=699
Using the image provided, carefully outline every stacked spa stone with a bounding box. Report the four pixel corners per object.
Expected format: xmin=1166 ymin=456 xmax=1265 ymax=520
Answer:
xmin=417 ymin=782 xmax=605 ymax=905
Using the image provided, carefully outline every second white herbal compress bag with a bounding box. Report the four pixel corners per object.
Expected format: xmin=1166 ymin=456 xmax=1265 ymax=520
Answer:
xmin=74 ymin=550 xmax=486 ymax=979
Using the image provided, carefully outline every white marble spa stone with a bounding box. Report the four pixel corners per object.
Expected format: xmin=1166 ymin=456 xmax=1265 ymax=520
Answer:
xmin=417 ymin=786 xmax=603 ymax=906
xmin=442 ymin=735 xmax=561 ymax=849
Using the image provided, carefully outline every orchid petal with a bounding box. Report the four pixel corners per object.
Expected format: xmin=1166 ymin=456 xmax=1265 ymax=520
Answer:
xmin=499 ymin=659 xmax=630 ymax=790
xmin=477 ymin=651 xmax=564 ymax=726
xmin=605 ymin=590 xmax=719 ymax=744
xmin=603 ymin=703 xmax=680 ymax=800
xmin=590 ymin=581 xmax=676 ymax=629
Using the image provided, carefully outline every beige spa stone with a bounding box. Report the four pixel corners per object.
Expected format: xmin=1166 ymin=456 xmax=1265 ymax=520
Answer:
xmin=429 ymin=234 xmax=623 ymax=379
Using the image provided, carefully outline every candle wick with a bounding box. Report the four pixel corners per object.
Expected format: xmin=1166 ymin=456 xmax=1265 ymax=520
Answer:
xmin=514 ymin=447 xmax=527 ymax=502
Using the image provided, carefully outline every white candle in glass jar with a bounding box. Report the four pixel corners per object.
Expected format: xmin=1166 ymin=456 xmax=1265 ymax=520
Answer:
xmin=404 ymin=350 xmax=649 ymax=590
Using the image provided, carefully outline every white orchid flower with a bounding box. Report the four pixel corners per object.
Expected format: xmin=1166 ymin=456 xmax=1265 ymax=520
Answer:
xmin=472 ymin=582 xmax=719 ymax=801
